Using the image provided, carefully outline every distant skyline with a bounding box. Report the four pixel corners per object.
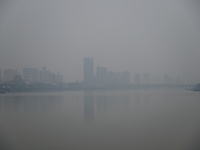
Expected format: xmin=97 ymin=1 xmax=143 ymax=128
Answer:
xmin=0 ymin=1 xmax=200 ymax=84
xmin=0 ymin=61 xmax=183 ymax=85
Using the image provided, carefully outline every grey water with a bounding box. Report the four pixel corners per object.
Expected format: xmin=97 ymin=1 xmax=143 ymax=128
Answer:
xmin=0 ymin=89 xmax=200 ymax=150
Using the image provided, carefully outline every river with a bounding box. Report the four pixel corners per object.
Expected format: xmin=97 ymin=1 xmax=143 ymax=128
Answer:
xmin=0 ymin=89 xmax=200 ymax=150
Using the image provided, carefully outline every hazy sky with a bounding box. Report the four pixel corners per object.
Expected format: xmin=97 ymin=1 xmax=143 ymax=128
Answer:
xmin=0 ymin=0 xmax=200 ymax=83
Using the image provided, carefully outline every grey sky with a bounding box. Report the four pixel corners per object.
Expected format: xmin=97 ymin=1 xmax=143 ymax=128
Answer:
xmin=0 ymin=0 xmax=200 ymax=83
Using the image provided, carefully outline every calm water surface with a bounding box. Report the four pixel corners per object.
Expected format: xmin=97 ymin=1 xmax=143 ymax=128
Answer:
xmin=0 ymin=89 xmax=200 ymax=150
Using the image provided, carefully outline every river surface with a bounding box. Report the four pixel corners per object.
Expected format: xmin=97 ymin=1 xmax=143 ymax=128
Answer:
xmin=0 ymin=89 xmax=200 ymax=150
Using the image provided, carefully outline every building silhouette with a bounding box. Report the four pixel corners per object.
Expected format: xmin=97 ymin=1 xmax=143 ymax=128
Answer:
xmin=43 ymin=67 xmax=51 ymax=83
xmin=11 ymin=75 xmax=26 ymax=85
xmin=39 ymin=70 xmax=43 ymax=83
xmin=122 ymin=71 xmax=130 ymax=85
xmin=83 ymin=58 xmax=94 ymax=86
xmin=23 ymin=68 xmax=39 ymax=83
xmin=96 ymin=66 xmax=107 ymax=87
xmin=23 ymin=67 xmax=63 ymax=84
xmin=56 ymin=71 xmax=63 ymax=83
xmin=84 ymin=91 xmax=94 ymax=121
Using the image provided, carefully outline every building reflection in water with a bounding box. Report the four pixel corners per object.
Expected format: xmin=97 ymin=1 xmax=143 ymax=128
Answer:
xmin=23 ymin=95 xmax=62 ymax=114
xmin=23 ymin=97 xmax=39 ymax=114
xmin=3 ymin=96 xmax=23 ymax=113
xmin=83 ymin=91 xmax=131 ymax=121
xmin=84 ymin=91 xmax=94 ymax=121
xmin=0 ymin=94 xmax=63 ymax=114
xmin=96 ymin=95 xmax=108 ymax=114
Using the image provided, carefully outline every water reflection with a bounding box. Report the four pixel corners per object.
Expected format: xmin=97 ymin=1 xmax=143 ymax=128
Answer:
xmin=0 ymin=94 xmax=63 ymax=114
xmin=3 ymin=96 xmax=23 ymax=113
xmin=96 ymin=95 xmax=107 ymax=114
xmin=83 ymin=91 xmax=131 ymax=122
xmin=84 ymin=91 xmax=94 ymax=121
xmin=0 ymin=90 xmax=199 ymax=150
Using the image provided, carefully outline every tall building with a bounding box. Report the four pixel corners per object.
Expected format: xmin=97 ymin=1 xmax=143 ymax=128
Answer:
xmin=134 ymin=74 xmax=140 ymax=85
xmin=96 ymin=66 xmax=107 ymax=87
xmin=42 ymin=67 xmax=51 ymax=83
xmin=23 ymin=68 xmax=39 ymax=83
xmin=83 ymin=58 xmax=94 ymax=86
xmin=39 ymin=70 xmax=43 ymax=83
xmin=51 ymin=73 xmax=56 ymax=83
xmin=84 ymin=92 xmax=94 ymax=121
xmin=56 ymin=71 xmax=63 ymax=83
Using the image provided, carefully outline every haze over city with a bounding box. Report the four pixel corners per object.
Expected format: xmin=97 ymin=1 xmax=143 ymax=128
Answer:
xmin=0 ymin=1 xmax=200 ymax=84
xmin=1 ymin=2 xmax=200 ymax=150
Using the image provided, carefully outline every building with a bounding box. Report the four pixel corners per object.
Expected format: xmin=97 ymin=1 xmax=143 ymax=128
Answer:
xmin=84 ymin=92 xmax=94 ymax=121
xmin=39 ymin=70 xmax=43 ymax=83
xmin=55 ymin=71 xmax=63 ymax=83
xmin=42 ymin=67 xmax=52 ymax=83
xmin=23 ymin=68 xmax=39 ymax=83
xmin=122 ymin=71 xmax=130 ymax=85
xmin=96 ymin=66 xmax=107 ymax=87
xmin=83 ymin=58 xmax=94 ymax=86
xmin=3 ymin=69 xmax=18 ymax=82
xmin=108 ymin=71 xmax=116 ymax=86
xmin=11 ymin=75 xmax=26 ymax=85
xmin=51 ymin=73 xmax=56 ymax=84
xmin=134 ymin=74 xmax=140 ymax=85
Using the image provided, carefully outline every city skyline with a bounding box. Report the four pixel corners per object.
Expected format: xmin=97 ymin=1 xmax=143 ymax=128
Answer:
xmin=0 ymin=61 xmax=183 ymax=85
xmin=1 ymin=2 xmax=200 ymax=150
xmin=0 ymin=61 xmax=196 ymax=84
xmin=0 ymin=56 xmax=185 ymax=86
xmin=0 ymin=67 xmax=63 ymax=84
xmin=0 ymin=1 xmax=200 ymax=84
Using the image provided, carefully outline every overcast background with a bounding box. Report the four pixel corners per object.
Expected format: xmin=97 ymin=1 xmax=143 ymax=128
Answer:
xmin=0 ymin=0 xmax=200 ymax=84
